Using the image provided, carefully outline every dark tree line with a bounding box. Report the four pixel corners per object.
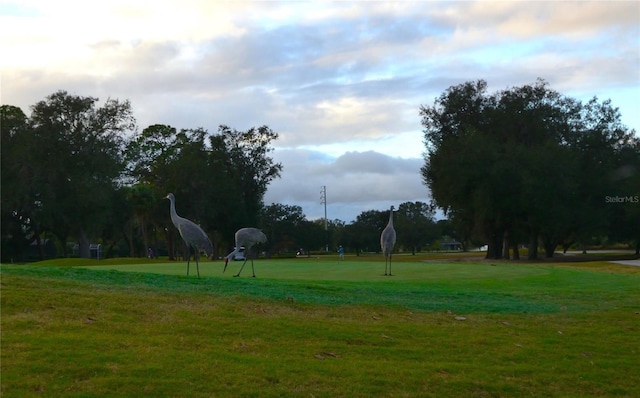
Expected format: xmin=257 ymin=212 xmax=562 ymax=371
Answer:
xmin=2 ymin=91 xmax=444 ymax=263
xmin=1 ymin=91 xmax=283 ymax=262
xmin=338 ymin=202 xmax=440 ymax=256
xmin=2 ymin=92 xmax=135 ymax=260
xmin=10 ymin=81 xmax=632 ymax=264
xmin=123 ymin=123 xmax=283 ymax=259
xmin=244 ymin=201 xmax=441 ymax=258
xmin=421 ymin=79 xmax=640 ymax=258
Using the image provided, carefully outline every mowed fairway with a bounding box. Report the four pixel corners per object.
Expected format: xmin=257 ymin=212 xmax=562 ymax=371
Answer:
xmin=2 ymin=255 xmax=639 ymax=397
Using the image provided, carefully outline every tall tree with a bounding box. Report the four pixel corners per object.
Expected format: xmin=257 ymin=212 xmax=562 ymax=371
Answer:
xmin=124 ymin=124 xmax=179 ymax=185
xmin=607 ymin=140 xmax=640 ymax=254
xmin=566 ymin=98 xmax=637 ymax=252
xmin=260 ymin=203 xmax=307 ymax=254
xmin=3 ymin=92 xmax=135 ymax=259
xmin=395 ymin=201 xmax=438 ymax=254
xmin=124 ymin=184 xmax=156 ymax=257
xmin=421 ymin=80 xmax=637 ymax=260
xmin=1 ymin=105 xmax=35 ymax=261
xmin=126 ymin=124 xmax=283 ymax=258
xmin=345 ymin=209 xmax=388 ymax=254
xmin=216 ymin=125 xmax=283 ymax=227
xmin=323 ymin=219 xmax=347 ymax=253
xmin=28 ymin=91 xmax=135 ymax=257
xmin=421 ymin=80 xmax=506 ymax=258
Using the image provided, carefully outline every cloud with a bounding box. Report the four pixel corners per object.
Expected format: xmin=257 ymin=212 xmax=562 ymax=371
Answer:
xmin=264 ymin=149 xmax=429 ymax=222
xmin=1 ymin=1 xmax=638 ymax=222
xmin=4 ymin=2 xmax=637 ymax=131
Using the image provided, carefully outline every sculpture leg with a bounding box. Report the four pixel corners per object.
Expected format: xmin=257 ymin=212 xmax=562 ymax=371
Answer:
xmin=185 ymin=242 xmax=191 ymax=276
xmin=384 ymin=255 xmax=393 ymax=276
xmin=250 ymin=259 xmax=256 ymax=278
xmin=235 ymin=259 xmax=247 ymax=277
xmin=195 ymin=251 xmax=200 ymax=278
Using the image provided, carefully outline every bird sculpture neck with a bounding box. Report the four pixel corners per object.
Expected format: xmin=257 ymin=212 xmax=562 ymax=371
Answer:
xmin=168 ymin=194 xmax=184 ymax=225
xmin=387 ymin=208 xmax=394 ymax=226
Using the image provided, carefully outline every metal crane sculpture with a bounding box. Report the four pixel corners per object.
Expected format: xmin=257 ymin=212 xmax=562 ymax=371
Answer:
xmin=380 ymin=205 xmax=397 ymax=276
xmin=224 ymin=227 xmax=267 ymax=277
xmin=165 ymin=193 xmax=213 ymax=278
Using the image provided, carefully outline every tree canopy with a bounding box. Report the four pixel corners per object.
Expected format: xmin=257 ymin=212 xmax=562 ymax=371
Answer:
xmin=7 ymin=91 xmax=439 ymax=262
xmin=1 ymin=92 xmax=135 ymax=259
xmin=1 ymin=91 xmax=283 ymax=261
xmin=2 ymin=84 xmax=637 ymax=262
xmin=421 ymin=79 xmax=639 ymax=258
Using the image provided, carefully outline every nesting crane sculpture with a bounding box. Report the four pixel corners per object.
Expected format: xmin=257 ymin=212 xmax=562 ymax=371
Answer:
xmin=380 ymin=205 xmax=397 ymax=276
xmin=224 ymin=227 xmax=267 ymax=277
xmin=166 ymin=193 xmax=213 ymax=278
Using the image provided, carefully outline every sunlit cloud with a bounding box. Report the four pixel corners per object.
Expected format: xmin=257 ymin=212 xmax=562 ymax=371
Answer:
xmin=1 ymin=0 xmax=637 ymax=221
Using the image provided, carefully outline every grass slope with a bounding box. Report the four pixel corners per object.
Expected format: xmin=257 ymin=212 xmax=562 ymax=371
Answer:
xmin=2 ymin=257 xmax=639 ymax=397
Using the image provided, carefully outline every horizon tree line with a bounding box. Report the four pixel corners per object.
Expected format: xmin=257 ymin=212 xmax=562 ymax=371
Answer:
xmin=1 ymin=91 xmax=441 ymax=262
xmin=2 ymin=81 xmax=638 ymax=262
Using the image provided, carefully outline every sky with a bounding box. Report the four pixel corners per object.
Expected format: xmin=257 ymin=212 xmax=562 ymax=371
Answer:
xmin=2 ymin=1 xmax=639 ymax=222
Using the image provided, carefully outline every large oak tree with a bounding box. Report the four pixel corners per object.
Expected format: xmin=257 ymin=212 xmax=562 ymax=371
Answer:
xmin=421 ymin=79 xmax=638 ymax=259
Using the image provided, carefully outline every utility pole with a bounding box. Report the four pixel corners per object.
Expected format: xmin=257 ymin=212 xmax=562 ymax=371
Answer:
xmin=320 ymin=185 xmax=328 ymax=252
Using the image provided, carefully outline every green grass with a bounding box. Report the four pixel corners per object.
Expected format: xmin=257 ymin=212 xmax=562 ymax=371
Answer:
xmin=2 ymin=255 xmax=639 ymax=397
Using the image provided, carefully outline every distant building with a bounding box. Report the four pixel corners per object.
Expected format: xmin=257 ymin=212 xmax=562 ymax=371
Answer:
xmin=71 ymin=242 xmax=103 ymax=259
xmin=438 ymin=237 xmax=462 ymax=251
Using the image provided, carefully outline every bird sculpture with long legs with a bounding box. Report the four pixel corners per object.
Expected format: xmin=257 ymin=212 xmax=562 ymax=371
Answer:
xmin=166 ymin=193 xmax=213 ymax=277
xmin=380 ymin=205 xmax=396 ymax=276
xmin=224 ymin=227 xmax=267 ymax=277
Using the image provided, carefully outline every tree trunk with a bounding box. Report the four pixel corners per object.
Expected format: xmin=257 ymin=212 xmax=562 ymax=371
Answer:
xmin=502 ymin=230 xmax=510 ymax=260
xmin=485 ymin=228 xmax=503 ymax=260
xmin=563 ymin=242 xmax=570 ymax=254
xmin=35 ymin=233 xmax=44 ymax=261
xmin=544 ymin=244 xmax=556 ymax=258
xmin=60 ymin=237 xmax=68 ymax=257
xmin=528 ymin=229 xmax=539 ymax=260
xmin=140 ymin=216 xmax=149 ymax=258
xmin=127 ymin=220 xmax=135 ymax=257
xmin=541 ymin=232 xmax=558 ymax=258
xmin=55 ymin=228 xmax=69 ymax=257
xmin=543 ymin=240 xmax=557 ymax=258
xmin=166 ymin=230 xmax=176 ymax=261
xmin=78 ymin=230 xmax=90 ymax=259
xmin=104 ymin=242 xmax=115 ymax=259
xmin=512 ymin=243 xmax=520 ymax=260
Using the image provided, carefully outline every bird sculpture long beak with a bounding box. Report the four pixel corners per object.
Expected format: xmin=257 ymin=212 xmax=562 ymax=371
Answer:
xmin=223 ymin=257 xmax=229 ymax=273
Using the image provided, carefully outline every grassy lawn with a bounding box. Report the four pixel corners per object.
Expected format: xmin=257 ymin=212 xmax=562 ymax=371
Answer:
xmin=2 ymin=255 xmax=639 ymax=397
